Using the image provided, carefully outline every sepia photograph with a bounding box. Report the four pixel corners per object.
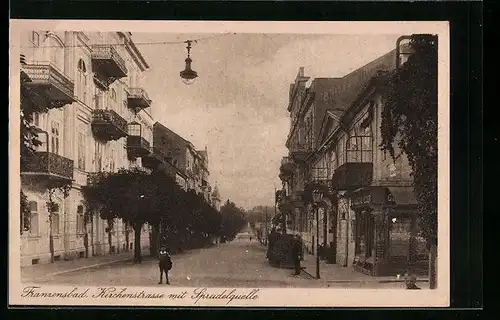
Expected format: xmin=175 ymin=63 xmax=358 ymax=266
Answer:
xmin=9 ymin=20 xmax=450 ymax=307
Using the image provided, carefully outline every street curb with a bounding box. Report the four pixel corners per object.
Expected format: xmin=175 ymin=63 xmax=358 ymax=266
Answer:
xmin=301 ymin=268 xmax=429 ymax=283
xmin=41 ymin=257 xmax=134 ymax=279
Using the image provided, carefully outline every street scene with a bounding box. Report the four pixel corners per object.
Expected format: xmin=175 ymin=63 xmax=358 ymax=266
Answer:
xmin=22 ymin=228 xmax=422 ymax=289
xmin=16 ymin=28 xmax=437 ymax=292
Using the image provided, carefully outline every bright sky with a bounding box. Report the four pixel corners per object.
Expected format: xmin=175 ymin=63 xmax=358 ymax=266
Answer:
xmin=132 ymin=33 xmax=400 ymax=210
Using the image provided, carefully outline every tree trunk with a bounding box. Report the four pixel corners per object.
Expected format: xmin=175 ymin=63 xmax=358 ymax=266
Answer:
xmin=150 ymin=223 xmax=159 ymax=257
xmin=126 ymin=230 xmax=130 ymax=252
xmin=90 ymin=215 xmax=94 ymax=257
xmin=108 ymin=230 xmax=112 ymax=255
xmin=133 ymin=224 xmax=142 ymax=264
xmin=84 ymin=222 xmax=89 ymax=258
xmin=429 ymin=242 xmax=437 ymax=289
xmin=49 ymin=214 xmax=54 ymax=263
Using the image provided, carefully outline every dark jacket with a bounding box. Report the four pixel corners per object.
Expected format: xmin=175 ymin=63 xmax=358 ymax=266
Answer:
xmin=159 ymin=252 xmax=172 ymax=270
xmin=291 ymin=239 xmax=301 ymax=261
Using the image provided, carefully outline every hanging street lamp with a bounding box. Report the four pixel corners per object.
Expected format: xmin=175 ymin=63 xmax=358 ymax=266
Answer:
xmin=180 ymin=40 xmax=198 ymax=85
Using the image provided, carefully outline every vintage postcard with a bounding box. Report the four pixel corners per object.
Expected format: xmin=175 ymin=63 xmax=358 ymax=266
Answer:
xmin=9 ymin=20 xmax=450 ymax=307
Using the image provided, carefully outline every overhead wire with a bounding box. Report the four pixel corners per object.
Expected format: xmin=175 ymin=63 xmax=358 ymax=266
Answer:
xmin=20 ymin=32 xmax=238 ymax=49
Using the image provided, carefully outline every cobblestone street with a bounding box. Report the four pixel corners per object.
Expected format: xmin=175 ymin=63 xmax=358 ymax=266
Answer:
xmin=22 ymin=234 xmax=426 ymax=289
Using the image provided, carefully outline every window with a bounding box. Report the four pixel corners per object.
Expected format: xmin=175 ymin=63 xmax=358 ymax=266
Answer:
xmin=76 ymin=205 xmax=85 ymax=234
xmin=50 ymin=121 xmax=60 ymax=154
xmin=33 ymin=113 xmax=40 ymax=127
xmin=95 ymin=88 xmax=105 ymax=109
xmin=337 ymin=137 xmax=346 ymax=167
xmin=30 ymin=31 xmax=40 ymax=47
xmin=77 ymin=132 xmax=86 ymax=170
xmin=77 ymin=59 xmax=88 ymax=104
xmin=27 ymin=201 xmax=38 ymax=235
xmin=110 ymin=89 xmax=117 ymax=102
xmin=110 ymin=147 xmax=115 ymax=172
xmin=51 ymin=206 xmax=60 ymax=235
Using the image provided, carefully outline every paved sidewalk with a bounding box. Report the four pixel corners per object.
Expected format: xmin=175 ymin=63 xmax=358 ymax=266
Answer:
xmin=21 ymin=250 xmax=141 ymax=283
xmin=300 ymin=253 xmax=430 ymax=284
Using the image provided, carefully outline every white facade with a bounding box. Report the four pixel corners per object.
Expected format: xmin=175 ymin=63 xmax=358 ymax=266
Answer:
xmin=20 ymin=31 xmax=153 ymax=266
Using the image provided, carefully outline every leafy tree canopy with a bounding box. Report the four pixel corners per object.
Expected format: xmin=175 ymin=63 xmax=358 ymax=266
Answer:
xmin=380 ymin=34 xmax=438 ymax=245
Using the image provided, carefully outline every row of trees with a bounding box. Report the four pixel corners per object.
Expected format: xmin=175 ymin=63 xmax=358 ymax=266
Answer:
xmin=82 ymin=167 xmax=247 ymax=263
xmin=219 ymin=200 xmax=248 ymax=242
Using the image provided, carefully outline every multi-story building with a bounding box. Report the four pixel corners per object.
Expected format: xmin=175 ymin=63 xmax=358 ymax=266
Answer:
xmin=279 ymin=48 xmax=428 ymax=276
xmin=151 ymin=122 xmax=212 ymax=198
xmin=196 ymin=147 xmax=211 ymax=203
xmin=20 ymin=31 xmax=153 ymax=266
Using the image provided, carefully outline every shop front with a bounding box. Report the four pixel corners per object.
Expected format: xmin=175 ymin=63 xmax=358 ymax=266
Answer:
xmin=350 ymin=186 xmax=429 ymax=276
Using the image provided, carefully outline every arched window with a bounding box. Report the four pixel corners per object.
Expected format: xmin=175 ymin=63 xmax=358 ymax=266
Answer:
xmin=110 ymin=88 xmax=117 ymax=102
xmin=77 ymin=59 xmax=88 ymax=104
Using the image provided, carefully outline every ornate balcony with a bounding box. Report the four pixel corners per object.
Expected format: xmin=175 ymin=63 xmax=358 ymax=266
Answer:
xmin=127 ymin=135 xmax=151 ymax=158
xmin=91 ymin=45 xmax=128 ymax=87
xmin=91 ymin=109 xmax=128 ymax=141
xmin=279 ymin=156 xmax=295 ymax=181
xmin=278 ymin=194 xmax=294 ymax=212
xmin=21 ymin=151 xmax=74 ymax=184
xmin=127 ymin=88 xmax=152 ymax=112
xmin=331 ymin=136 xmax=374 ymax=190
xmin=331 ymin=163 xmax=373 ymax=190
xmin=289 ymin=143 xmax=310 ymax=163
xmin=290 ymin=191 xmax=305 ymax=208
xmin=21 ymin=63 xmax=75 ymax=109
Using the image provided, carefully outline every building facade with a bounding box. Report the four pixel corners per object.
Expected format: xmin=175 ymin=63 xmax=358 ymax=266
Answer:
xmin=278 ymin=48 xmax=428 ymax=276
xmin=20 ymin=31 xmax=153 ymax=266
xmin=151 ymin=122 xmax=213 ymax=201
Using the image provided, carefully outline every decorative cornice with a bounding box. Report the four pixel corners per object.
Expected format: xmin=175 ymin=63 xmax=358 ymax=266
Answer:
xmin=76 ymin=32 xmax=92 ymax=53
xmin=45 ymin=31 xmax=65 ymax=48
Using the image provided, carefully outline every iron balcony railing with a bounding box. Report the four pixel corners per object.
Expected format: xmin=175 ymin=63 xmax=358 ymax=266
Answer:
xmin=289 ymin=143 xmax=310 ymax=154
xmin=22 ymin=62 xmax=75 ymax=102
xmin=91 ymin=44 xmax=128 ymax=78
xmin=306 ymin=167 xmax=330 ymax=186
xmin=22 ymin=151 xmax=74 ymax=180
xmin=127 ymin=135 xmax=151 ymax=155
xmin=91 ymin=109 xmax=128 ymax=140
xmin=127 ymin=88 xmax=152 ymax=107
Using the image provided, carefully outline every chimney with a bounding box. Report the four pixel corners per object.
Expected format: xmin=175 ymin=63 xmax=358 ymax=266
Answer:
xmin=298 ymin=66 xmax=304 ymax=77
